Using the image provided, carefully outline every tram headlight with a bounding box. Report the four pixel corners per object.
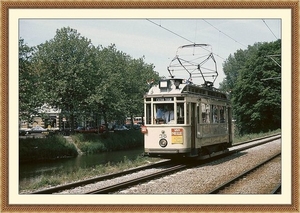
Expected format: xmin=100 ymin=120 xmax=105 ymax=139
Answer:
xmin=159 ymin=138 xmax=168 ymax=148
xmin=141 ymin=126 xmax=148 ymax=134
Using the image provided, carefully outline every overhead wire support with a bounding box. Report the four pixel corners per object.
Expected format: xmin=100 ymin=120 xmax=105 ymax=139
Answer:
xmin=262 ymin=54 xmax=281 ymax=81
xmin=266 ymin=54 xmax=281 ymax=68
xmin=261 ymin=77 xmax=281 ymax=81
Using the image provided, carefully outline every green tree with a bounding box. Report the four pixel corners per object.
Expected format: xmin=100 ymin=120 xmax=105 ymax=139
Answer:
xmin=221 ymin=40 xmax=281 ymax=134
xmin=34 ymin=27 xmax=97 ymax=130
xmin=124 ymin=57 xmax=158 ymax=125
xmin=19 ymin=38 xmax=43 ymax=121
xmin=86 ymin=45 xmax=159 ymax=125
xmin=25 ymin=27 xmax=159 ymax=130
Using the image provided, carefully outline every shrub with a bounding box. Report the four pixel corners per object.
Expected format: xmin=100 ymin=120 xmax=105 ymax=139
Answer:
xmin=73 ymin=130 xmax=143 ymax=154
xmin=19 ymin=135 xmax=78 ymax=162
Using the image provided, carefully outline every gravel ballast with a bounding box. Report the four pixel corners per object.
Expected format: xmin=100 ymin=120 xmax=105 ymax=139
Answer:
xmin=119 ymin=139 xmax=281 ymax=194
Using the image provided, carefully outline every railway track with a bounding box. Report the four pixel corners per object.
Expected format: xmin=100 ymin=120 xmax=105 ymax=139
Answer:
xmin=30 ymin=134 xmax=280 ymax=194
xmin=31 ymin=159 xmax=172 ymax=194
xmin=86 ymin=164 xmax=187 ymax=194
xmin=208 ymin=152 xmax=281 ymax=194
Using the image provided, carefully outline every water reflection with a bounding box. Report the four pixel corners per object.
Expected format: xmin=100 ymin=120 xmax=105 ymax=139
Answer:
xmin=19 ymin=147 xmax=144 ymax=182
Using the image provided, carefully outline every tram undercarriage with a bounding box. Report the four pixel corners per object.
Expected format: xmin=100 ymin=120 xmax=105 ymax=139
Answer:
xmin=144 ymin=142 xmax=230 ymax=160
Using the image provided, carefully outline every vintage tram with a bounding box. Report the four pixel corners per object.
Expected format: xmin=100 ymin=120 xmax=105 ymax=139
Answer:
xmin=142 ymin=44 xmax=233 ymax=159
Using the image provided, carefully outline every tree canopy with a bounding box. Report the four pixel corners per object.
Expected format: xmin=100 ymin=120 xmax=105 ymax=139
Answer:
xmin=220 ymin=40 xmax=281 ymax=135
xmin=19 ymin=27 xmax=160 ymax=129
xmin=19 ymin=38 xmax=42 ymax=120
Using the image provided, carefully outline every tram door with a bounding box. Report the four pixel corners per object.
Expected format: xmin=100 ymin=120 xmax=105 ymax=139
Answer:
xmin=191 ymin=103 xmax=197 ymax=154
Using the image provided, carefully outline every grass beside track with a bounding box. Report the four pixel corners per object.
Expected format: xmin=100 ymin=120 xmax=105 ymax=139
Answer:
xmin=20 ymin=155 xmax=161 ymax=193
xmin=232 ymin=129 xmax=281 ymax=144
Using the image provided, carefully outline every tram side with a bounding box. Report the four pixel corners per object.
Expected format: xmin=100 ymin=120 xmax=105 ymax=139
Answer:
xmin=142 ymin=78 xmax=233 ymax=159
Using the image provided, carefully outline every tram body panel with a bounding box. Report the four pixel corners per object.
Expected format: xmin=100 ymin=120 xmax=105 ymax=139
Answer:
xmin=144 ymin=126 xmax=192 ymax=154
xmin=196 ymin=123 xmax=230 ymax=147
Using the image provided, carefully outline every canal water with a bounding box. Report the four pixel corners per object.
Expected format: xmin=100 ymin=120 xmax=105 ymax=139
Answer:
xmin=19 ymin=147 xmax=144 ymax=183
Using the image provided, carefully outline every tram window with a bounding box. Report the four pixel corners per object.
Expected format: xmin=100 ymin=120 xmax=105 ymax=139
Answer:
xmin=177 ymin=103 xmax=184 ymax=124
xmin=201 ymin=103 xmax=210 ymax=123
xmin=155 ymin=104 xmax=165 ymax=124
xmin=220 ymin=106 xmax=226 ymax=123
xmin=146 ymin=104 xmax=152 ymax=124
xmin=186 ymin=103 xmax=190 ymax=124
xmin=154 ymin=103 xmax=175 ymax=124
xmin=212 ymin=105 xmax=219 ymax=123
xmin=197 ymin=105 xmax=200 ymax=124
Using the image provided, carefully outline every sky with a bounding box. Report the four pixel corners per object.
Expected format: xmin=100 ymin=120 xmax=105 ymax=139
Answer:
xmin=19 ymin=18 xmax=281 ymax=88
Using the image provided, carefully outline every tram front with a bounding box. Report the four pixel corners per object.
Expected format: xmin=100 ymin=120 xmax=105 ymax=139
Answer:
xmin=142 ymin=78 xmax=194 ymax=158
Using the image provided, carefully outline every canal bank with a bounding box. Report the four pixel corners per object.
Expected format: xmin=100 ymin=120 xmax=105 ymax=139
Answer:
xmin=64 ymin=136 xmax=83 ymax=155
xmin=19 ymin=130 xmax=144 ymax=163
xmin=19 ymin=147 xmax=162 ymax=193
xmin=19 ymin=131 xmax=148 ymax=192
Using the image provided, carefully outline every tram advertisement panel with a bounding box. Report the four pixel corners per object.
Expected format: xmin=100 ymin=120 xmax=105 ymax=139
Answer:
xmin=171 ymin=128 xmax=183 ymax=144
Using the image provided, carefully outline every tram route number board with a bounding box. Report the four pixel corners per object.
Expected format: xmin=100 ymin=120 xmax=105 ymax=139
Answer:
xmin=171 ymin=128 xmax=183 ymax=144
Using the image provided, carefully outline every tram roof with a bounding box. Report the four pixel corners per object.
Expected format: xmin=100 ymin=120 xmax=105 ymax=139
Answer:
xmin=146 ymin=78 xmax=229 ymax=100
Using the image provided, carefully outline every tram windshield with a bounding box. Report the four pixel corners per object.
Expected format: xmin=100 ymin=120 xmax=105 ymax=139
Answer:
xmin=155 ymin=104 xmax=175 ymax=124
xmin=145 ymin=102 xmax=185 ymax=125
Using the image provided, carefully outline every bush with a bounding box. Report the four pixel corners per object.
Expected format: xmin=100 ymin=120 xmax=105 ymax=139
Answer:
xmin=19 ymin=135 xmax=78 ymax=162
xmin=19 ymin=130 xmax=144 ymax=162
xmin=73 ymin=130 xmax=143 ymax=154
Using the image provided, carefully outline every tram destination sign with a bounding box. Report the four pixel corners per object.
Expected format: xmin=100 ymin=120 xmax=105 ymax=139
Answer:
xmin=155 ymin=97 xmax=173 ymax=101
xmin=171 ymin=128 xmax=183 ymax=144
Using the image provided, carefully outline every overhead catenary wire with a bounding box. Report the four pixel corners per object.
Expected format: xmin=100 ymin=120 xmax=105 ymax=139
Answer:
xmin=262 ymin=19 xmax=278 ymax=40
xmin=146 ymin=19 xmax=226 ymax=61
xmin=146 ymin=19 xmax=194 ymax=44
xmin=202 ymin=19 xmax=247 ymax=48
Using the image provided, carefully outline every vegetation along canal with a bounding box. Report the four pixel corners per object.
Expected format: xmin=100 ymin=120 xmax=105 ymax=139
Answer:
xmin=19 ymin=147 xmax=144 ymax=184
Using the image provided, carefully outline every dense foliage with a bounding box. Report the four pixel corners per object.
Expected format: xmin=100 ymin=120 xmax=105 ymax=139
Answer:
xmin=19 ymin=135 xmax=78 ymax=162
xmin=220 ymin=40 xmax=281 ymax=134
xmin=19 ymin=39 xmax=42 ymax=120
xmin=19 ymin=27 xmax=160 ymax=128
xmin=19 ymin=131 xmax=143 ymax=162
xmin=72 ymin=131 xmax=144 ymax=154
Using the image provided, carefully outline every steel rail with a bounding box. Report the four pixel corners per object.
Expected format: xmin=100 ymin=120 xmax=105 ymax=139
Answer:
xmin=31 ymin=159 xmax=171 ymax=194
xmin=86 ymin=164 xmax=187 ymax=194
xmin=271 ymin=183 xmax=281 ymax=194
